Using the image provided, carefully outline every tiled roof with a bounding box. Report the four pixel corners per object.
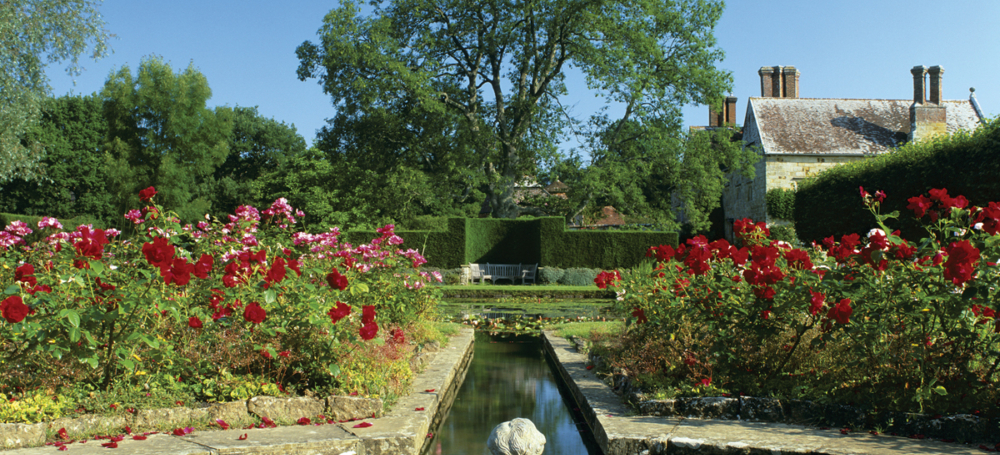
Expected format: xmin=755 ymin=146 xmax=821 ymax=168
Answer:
xmin=749 ymin=97 xmax=981 ymax=155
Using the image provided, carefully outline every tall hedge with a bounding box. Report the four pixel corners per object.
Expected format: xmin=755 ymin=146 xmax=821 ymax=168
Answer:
xmin=539 ymin=218 xmax=678 ymax=269
xmin=794 ymin=117 xmax=1000 ymax=243
xmin=346 ymin=216 xmax=679 ymax=269
xmin=465 ymin=218 xmax=541 ymax=264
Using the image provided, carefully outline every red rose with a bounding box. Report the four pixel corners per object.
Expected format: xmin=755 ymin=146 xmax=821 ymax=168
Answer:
xmin=243 ymin=301 xmax=267 ymax=324
xmin=14 ymin=264 xmax=35 ymax=286
xmin=361 ymin=305 xmax=376 ymax=325
xmin=631 ymin=307 xmax=648 ymax=324
xmin=193 ymin=254 xmax=214 ymax=279
xmin=327 ymin=301 xmax=351 ymax=324
xmin=359 ymin=321 xmax=378 ymax=341
xmin=162 ymin=257 xmax=195 ymax=286
xmin=808 ymin=290 xmax=825 ymax=316
xmin=326 ymin=268 xmax=348 ymax=290
xmin=139 ymin=186 xmax=157 ymax=202
xmin=944 ymin=240 xmax=980 ymax=286
xmin=1 ymin=295 xmax=29 ymax=323
xmin=266 ymin=257 xmax=286 ymax=284
xmin=826 ymin=298 xmax=853 ymax=324
xmin=188 ymin=316 xmax=203 ymax=329
xmin=142 ymin=237 xmax=175 ymax=269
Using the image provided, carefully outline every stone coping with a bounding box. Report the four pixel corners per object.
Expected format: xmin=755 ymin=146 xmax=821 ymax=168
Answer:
xmin=1 ymin=327 xmax=475 ymax=454
xmin=543 ymin=330 xmax=990 ymax=455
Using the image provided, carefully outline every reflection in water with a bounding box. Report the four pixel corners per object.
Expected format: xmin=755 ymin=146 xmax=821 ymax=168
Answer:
xmin=424 ymin=332 xmax=601 ymax=455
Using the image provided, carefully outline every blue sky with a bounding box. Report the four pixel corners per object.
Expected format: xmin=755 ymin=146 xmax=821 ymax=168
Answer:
xmin=47 ymin=0 xmax=1000 ymax=150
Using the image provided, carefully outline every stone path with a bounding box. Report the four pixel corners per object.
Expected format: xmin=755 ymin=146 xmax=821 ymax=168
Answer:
xmin=2 ymin=328 xmax=474 ymax=455
xmin=542 ymin=330 xmax=988 ymax=455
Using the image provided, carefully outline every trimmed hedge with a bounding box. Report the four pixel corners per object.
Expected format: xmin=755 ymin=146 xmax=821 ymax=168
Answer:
xmin=539 ymin=218 xmax=678 ymax=269
xmin=795 ymin=117 xmax=1000 ymax=243
xmin=465 ymin=218 xmax=541 ymax=265
xmin=346 ymin=217 xmax=679 ymax=269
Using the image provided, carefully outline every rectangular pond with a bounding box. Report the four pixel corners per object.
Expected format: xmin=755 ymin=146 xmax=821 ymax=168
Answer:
xmin=422 ymin=331 xmax=602 ymax=455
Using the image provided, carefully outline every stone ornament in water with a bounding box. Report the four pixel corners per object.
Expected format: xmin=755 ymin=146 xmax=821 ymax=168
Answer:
xmin=486 ymin=418 xmax=546 ymax=455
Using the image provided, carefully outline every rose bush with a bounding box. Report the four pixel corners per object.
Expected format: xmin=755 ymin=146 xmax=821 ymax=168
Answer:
xmin=0 ymin=189 xmax=443 ymax=402
xmin=603 ymin=188 xmax=1000 ymax=415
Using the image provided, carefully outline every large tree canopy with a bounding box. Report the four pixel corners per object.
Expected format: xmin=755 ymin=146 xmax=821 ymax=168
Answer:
xmin=0 ymin=94 xmax=115 ymax=222
xmin=297 ymin=0 xmax=754 ymax=228
xmin=101 ymin=56 xmax=233 ymax=221
xmin=0 ymin=0 xmax=110 ymax=182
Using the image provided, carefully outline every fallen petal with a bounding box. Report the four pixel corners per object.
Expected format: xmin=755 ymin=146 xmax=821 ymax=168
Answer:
xmin=353 ymin=422 xmax=373 ymax=428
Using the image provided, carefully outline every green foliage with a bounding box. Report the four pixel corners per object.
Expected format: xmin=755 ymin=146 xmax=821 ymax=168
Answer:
xmin=767 ymin=224 xmax=800 ymax=247
xmin=466 ymin=219 xmax=542 ymax=265
xmin=538 ymin=267 xmax=565 ymax=284
xmin=0 ymin=392 xmax=73 ymax=424
xmin=557 ymin=268 xmax=601 ymax=287
xmin=101 ymin=56 xmax=234 ymax=221
xmin=297 ymin=0 xmax=736 ymax=220
xmin=539 ymin=218 xmax=679 ymax=269
xmin=0 ymin=0 xmax=110 ymax=182
xmin=0 ymin=95 xmax=116 ymax=223
xmin=765 ymin=187 xmax=796 ymax=221
xmin=795 ymin=117 xmax=1000 ymax=243
xmin=210 ymin=106 xmax=306 ymax=217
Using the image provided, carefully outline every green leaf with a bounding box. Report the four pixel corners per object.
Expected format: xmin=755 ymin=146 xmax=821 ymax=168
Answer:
xmin=59 ymin=309 xmax=81 ymax=327
xmin=4 ymin=285 xmax=19 ymax=295
xmin=120 ymin=358 xmax=135 ymax=370
xmin=68 ymin=327 xmax=81 ymax=343
xmin=328 ymin=363 xmax=341 ymax=377
xmin=89 ymin=260 xmax=105 ymax=275
xmin=933 ymin=386 xmax=947 ymax=396
xmin=264 ymin=289 xmax=277 ymax=304
xmin=84 ymin=357 xmax=99 ymax=369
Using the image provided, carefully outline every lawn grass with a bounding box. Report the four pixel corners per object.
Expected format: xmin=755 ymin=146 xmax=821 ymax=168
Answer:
xmin=551 ymin=321 xmax=623 ymax=339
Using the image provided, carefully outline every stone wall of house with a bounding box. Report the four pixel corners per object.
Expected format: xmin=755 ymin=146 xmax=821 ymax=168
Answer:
xmin=722 ymin=154 xmax=864 ymax=240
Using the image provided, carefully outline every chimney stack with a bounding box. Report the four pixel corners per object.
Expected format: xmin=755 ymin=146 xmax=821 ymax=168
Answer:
xmin=909 ymin=65 xmax=947 ymax=143
xmin=928 ymin=65 xmax=944 ymax=105
xmin=782 ymin=67 xmax=799 ymax=98
xmin=759 ymin=66 xmax=799 ymax=98
xmin=708 ymin=96 xmax=739 ymax=127
xmin=911 ymin=65 xmax=926 ymax=104
xmin=725 ymin=96 xmax=738 ymax=125
xmin=759 ymin=66 xmax=776 ymax=97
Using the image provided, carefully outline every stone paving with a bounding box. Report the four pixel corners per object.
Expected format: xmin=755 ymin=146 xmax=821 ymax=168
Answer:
xmin=1 ymin=328 xmax=474 ymax=455
xmin=542 ymin=330 xmax=987 ymax=455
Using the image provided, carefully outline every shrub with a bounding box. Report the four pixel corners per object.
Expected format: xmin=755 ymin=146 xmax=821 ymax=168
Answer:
xmin=765 ymin=187 xmax=795 ymax=221
xmin=538 ymin=266 xmax=565 ymax=284
xmin=558 ymin=268 xmax=599 ymax=286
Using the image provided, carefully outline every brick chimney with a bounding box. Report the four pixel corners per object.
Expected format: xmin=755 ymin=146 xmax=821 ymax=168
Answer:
xmin=909 ymin=65 xmax=947 ymax=143
xmin=782 ymin=67 xmax=799 ymax=98
xmin=759 ymin=66 xmax=776 ymax=97
xmin=759 ymin=66 xmax=799 ymax=98
xmin=709 ymin=96 xmax=739 ymax=127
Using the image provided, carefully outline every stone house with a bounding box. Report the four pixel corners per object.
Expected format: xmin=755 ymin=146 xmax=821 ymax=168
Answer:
xmin=716 ymin=65 xmax=984 ymax=240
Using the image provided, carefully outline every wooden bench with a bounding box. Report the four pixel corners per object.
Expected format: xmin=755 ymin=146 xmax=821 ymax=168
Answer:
xmin=467 ymin=263 xmax=539 ymax=285
xmin=485 ymin=263 xmax=522 ymax=284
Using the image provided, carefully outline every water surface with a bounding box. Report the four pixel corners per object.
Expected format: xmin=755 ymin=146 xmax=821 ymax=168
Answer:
xmin=423 ymin=331 xmax=601 ymax=455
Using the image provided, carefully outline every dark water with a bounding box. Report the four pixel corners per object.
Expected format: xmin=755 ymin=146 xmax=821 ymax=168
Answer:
xmin=422 ymin=332 xmax=602 ymax=455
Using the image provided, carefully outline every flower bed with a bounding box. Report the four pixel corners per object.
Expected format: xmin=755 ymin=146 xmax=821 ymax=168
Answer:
xmin=0 ymin=187 xmax=447 ymax=428
xmin=594 ymin=188 xmax=1000 ymax=423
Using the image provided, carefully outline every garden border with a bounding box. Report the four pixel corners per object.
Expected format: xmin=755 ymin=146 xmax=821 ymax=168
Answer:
xmin=1 ymin=328 xmax=475 ymax=454
xmin=542 ymin=330 xmax=989 ymax=455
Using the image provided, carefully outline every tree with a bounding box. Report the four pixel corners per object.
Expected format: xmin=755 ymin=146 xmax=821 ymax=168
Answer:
xmin=0 ymin=0 xmax=110 ymax=182
xmin=210 ymin=106 xmax=307 ymax=216
xmin=296 ymin=0 xmax=750 ymax=222
xmin=101 ymin=56 xmax=233 ymax=221
xmin=0 ymin=94 xmax=115 ymax=222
